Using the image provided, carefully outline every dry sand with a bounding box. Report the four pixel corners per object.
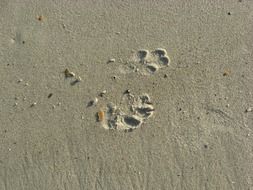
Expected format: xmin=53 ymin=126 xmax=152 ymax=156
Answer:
xmin=0 ymin=0 xmax=253 ymax=189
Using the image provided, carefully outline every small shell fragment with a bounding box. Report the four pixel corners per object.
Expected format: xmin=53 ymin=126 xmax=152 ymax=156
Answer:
xmin=77 ymin=76 xmax=82 ymax=81
xmin=97 ymin=110 xmax=105 ymax=122
xmin=93 ymin=98 xmax=98 ymax=105
xmin=31 ymin=102 xmax=37 ymax=107
xmin=99 ymin=90 xmax=107 ymax=97
xmin=87 ymin=98 xmax=98 ymax=107
xmin=245 ymin=107 xmax=253 ymax=112
xmin=124 ymin=89 xmax=131 ymax=94
xmin=17 ymin=79 xmax=23 ymax=83
xmin=64 ymin=69 xmax=75 ymax=78
xmin=107 ymin=58 xmax=116 ymax=64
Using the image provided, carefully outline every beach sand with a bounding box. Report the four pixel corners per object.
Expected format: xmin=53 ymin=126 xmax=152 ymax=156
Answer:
xmin=0 ymin=0 xmax=253 ymax=189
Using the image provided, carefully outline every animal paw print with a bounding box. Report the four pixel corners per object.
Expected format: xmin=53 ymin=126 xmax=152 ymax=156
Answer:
xmin=98 ymin=93 xmax=155 ymax=132
xmin=129 ymin=48 xmax=170 ymax=74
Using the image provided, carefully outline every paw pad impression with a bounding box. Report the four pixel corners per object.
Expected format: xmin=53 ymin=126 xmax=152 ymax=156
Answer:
xmin=131 ymin=48 xmax=170 ymax=74
xmin=98 ymin=93 xmax=155 ymax=132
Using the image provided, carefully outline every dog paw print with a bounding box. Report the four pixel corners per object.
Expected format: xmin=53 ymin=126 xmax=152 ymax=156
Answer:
xmin=127 ymin=48 xmax=170 ymax=74
xmin=97 ymin=93 xmax=155 ymax=132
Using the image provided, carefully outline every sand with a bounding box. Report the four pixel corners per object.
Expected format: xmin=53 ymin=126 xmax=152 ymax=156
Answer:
xmin=0 ymin=0 xmax=253 ymax=189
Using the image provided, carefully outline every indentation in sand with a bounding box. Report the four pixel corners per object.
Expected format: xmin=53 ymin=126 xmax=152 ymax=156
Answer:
xmin=122 ymin=48 xmax=170 ymax=75
xmin=98 ymin=93 xmax=155 ymax=131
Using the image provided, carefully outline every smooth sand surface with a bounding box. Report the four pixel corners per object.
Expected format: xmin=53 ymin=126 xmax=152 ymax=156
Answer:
xmin=0 ymin=0 xmax=253 ymax=189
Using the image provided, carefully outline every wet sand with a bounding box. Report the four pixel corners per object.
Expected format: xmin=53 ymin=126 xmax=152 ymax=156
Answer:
xmin=0 ymin=0 xmax=253 ymax=189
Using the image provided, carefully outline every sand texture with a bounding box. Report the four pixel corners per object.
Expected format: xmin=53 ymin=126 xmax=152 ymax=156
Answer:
xmin=0 ymin=0 xmax=253 ymax=189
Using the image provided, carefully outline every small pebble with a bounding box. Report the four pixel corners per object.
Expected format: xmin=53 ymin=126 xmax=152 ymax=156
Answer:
xmin=37 ymin=15 xmax=43 ymax=21
xmin=17 ymin=79 xmax=23 ymax=83
xmin=64 ymin=69 xmax=75 ymax=78
xmin=14 ymin=102 xmax=18 ymax=106
xmin=226 ymin=104 xmax=230 ymax=108
xmin=77 ymin=76 xmax=82 ymax=81
xmin=108 ymin=58 xmax=116 ymax=63
xmin=245 ymin=107 xmax=252 ymax=112
xmin=25 ymin=83 xmax=29 ymax=86
xmin=10 ymin=38 xmax=15 ymax=44
xmin=87 ymin=98 xmax=98 ymax=107
xmin=99 ymin=90 xmax=107 ymax=97
xmin=48 ymin=93 xmax=53 ymax=98
xmin=93 ymin=98 xmax=98 ymax=104
xmin=115 ymin=32 xmax=121 ymax=35
xmin=223 ymin=71 xmax=229 ymax=76
xmin=31 ymin=102 xmax=37 ymax=107
xmin=124 ymin=89 xmax=131 ymax=94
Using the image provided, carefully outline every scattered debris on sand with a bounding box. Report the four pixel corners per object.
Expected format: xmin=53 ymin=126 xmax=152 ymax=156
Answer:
xmin=48 ymin=93 xmax=53 ymax=98
xmin=245 ymin=107 xmax=252 ymax=112
xmin=64 ymin=69 xmax=75 ymax=78
xmin=31 ymin=102 xmax=37 ymax=107
xmin=97 ymin=110 xmax=105 ymax=122
xmin=64 ymin=69 xmax=82 ymax=86
xmin=108 ymin=58 xmax=115 ymax=63
xmin=87 ymin=98 xmax=98 ymax=107
xmin=99 ymin=90 xmax=107 ymax=97
xmin=124 ymin=89 xmax=131 ymax=94
xmin=37 ymin=15 xmax=43 ymax=21
xmin=17 ymin=79 xmax=23 ymax=83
